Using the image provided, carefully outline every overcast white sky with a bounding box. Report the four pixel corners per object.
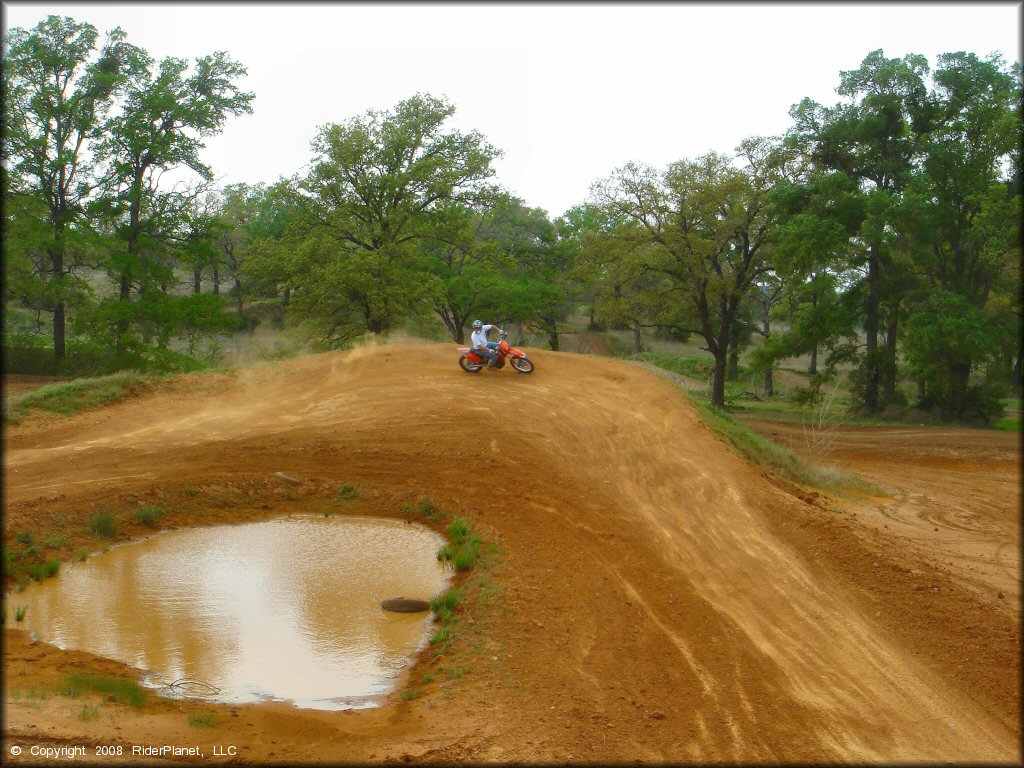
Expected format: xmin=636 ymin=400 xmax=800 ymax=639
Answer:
xmin=3 ymin=2 xmax=1021 ymax=217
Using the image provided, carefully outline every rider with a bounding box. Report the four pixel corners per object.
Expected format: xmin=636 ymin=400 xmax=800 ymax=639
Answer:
xmin=471 ymin=320 xmax=502 ymax=367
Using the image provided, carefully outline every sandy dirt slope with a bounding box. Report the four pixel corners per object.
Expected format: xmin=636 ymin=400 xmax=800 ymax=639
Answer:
xmin=4 ymin=344 xmax=1020 ymax=763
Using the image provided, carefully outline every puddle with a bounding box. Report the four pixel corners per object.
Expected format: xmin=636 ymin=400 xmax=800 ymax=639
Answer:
xmin=7 ymin=516 xmax=450 ymax=710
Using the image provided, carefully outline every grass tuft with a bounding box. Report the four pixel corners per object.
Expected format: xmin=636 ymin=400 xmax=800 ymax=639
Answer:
xmin=133 ymin=505 xmax=165 ymax=527
xmin=73 ymin=549 xmax=89 ymax=562
xmin=27 ymin=559 xmax=60 ymax=582
xmin=65 ymin=672 xmax=145 ymax=707
xmin=338 ymin=483 xmax=357 ymax=501
xmin=89 ymin=510 xmax=118 ymax=539
xmin=78 ymin=703 xmax=100 ymax=721
xmin=401 ymin=688 xmax=419 ymax=701
xmin=187 ymin=711 xmax=216 ymax=727
xmin=15 ymin=605 xmax=28 ymax=622
xmin=44 ymin=534 xmax=69 ymax=549
xmin=447 ymin=518 xmax=470 ymax=545
xmin=15 ymin=530 xmax=34 ymax=546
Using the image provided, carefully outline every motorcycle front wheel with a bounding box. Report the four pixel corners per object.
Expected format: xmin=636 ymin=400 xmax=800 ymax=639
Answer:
xmin=459 ymin=354 xmax=484 ymax=373
xmin=510 ymin=356 xmax=534 ymax=374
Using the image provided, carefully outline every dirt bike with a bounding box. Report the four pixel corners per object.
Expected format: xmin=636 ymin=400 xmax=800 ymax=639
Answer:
xmin=458 ymin=330 xmax=534 ymax=374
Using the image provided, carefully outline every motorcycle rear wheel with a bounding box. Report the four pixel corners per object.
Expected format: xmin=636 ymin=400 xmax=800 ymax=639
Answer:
xmin=459 ymin=354 xmax=484 ymax=373
xmin=510 ymin=356 xmax=534 ymax=374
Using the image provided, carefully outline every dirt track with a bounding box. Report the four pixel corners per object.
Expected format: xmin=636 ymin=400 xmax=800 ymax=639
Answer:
xmin=3 ymin=344 xmax=1021 ymax=763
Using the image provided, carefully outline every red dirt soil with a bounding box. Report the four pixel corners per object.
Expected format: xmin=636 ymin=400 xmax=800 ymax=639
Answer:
xmin=3 ymin=344 xmax=1020 ymax=763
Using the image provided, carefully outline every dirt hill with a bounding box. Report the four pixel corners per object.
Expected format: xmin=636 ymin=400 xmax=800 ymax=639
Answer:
xmin=4 ymin=343 xmax=1019 ymax=763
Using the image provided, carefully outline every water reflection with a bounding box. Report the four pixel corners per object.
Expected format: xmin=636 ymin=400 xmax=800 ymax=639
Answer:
xmin=9 ymin=516 xmax=450 ymax=709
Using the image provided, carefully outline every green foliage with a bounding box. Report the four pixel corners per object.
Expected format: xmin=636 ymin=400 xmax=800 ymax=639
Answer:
xmin=73 ymin=549 xmax=89 ymax=562
xmin=15 ymin=530 xmax=34 ymax=546
xmin=401 ymin=688 xmax=419 ymax=701
xmin=2 ymin=332 xmax=209 ymax=377
xmin=45 ymin=535 xmax=69 ymax=549
xmin=338 ymin=483 xmax=357 ymax=501
xmin=903 ymin=291 xmax=1004 ymax=422
xmin=283 ymin=94 xmax=500 ymax=346
xmin=88 ymin=510 xmax=118 ymax=539
xmin=133 ymin=505 xmax=165 ymax=527
xmin=14 ymin=605 xmax=28 ymax=622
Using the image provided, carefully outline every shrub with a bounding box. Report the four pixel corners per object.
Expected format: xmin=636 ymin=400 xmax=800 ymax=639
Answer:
xmin=447 ymin=518 xmax=469 ymax=545
xmin=453 ymin=537 xmax=481 ymax=572
xmin=73 ymin=549 xmax=88 ymax=562
xmin=44 ymin=535 xmax=69 ymax=549
xmin=338 ymin=483 xmax=357 ymax=501
xmin=133 ymin=505 xmax=165 ymax=527
xmin=15 ymin=530 xmax=34 ymax=546
xmin=89 ymin=511 xmax=118 ymax=539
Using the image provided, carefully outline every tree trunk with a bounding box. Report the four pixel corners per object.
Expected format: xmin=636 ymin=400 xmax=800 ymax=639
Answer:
xmin=809 ymin=343 xmax=818 ymax=375
xmin=1014 ymin=346 xmax=1022 ymax=399
xmin=212 ymin=265 xmax=221 ymax=296
xmin=547 ymin=323 xmax=559 ymax=352
xmin=711 ymin=353 xmax=728 ymax=408
xmin=193 ymin=268 xmax=202 ymax=294
xmin=588 ymin=304 xmax=599 ymax=331
xmin=632 ymin=324 xmax=643 ymax=354
xmin=917 ymin=378 xmax=926 ymax=404
xmin=235 ymin=279 xmax=244 ymax=316
xmin=883 ymin=302 xmax=899 ymax=402
xmin=863 ymin=245 xmax=882 ymax=410
xmin=764 ymin=367 xmax=774 ymax=397
xmin=49 ymin=238 xmax=66 ymax=359
xmin=727 ymin=337 xmax=739 ymax=380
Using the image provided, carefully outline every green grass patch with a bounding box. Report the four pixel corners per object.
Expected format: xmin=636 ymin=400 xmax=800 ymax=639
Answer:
xmin=88 ymin=510 xmax=118 ymax=539
xmin=401 ymin=688 xmax=419 ymax=701
xmin=447 ymin=518 xmax=470 ymax=545
xmin=338 ymin=483 xmax=357 ymax=501
xmin=14 ymin=605 xmax=28 ymax=622
xmin=73 ymin=549 xmax=89 ymax=562
xmin=184 ymin=487 xmax=199 ymax=497
xmin=421 ymin=673 xmax=435 ymax=683
xmin=4 ymin=371 xmax=155 ymax=425
xmin=995 ymin=417 xmax=1021 ymax=431
xmin=187 ymin=711 xmax=216 ymax=727
xmin=133 ymin=505 xmax=165 ymax=527
xmin=64 ymin=672 xmax=145 ymax=707
xmin=409 ymin=496 xmax=442 ymax=521
xmin=452 ymin=537 xmax=481 ymax=572
xmin=15 ymin=530 xmax=34 ymax=546
xmin=78 ymin=703 xmax=100 ymax=721
xmin=430 ymin=626 xmax=451 ymax=645
xmin=44 ymin=534 xmax=70 ymax=549
xmin=27 ymin=559 xmax=60 ymax=582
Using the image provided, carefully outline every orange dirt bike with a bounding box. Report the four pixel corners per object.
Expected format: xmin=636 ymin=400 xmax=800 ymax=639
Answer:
xmin=458 ymin=330 xmax=534 ymax=374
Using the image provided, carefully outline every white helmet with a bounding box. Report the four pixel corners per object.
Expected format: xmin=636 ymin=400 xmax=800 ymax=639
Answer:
xmin=472 ymin=320 xmax=483 ymax=330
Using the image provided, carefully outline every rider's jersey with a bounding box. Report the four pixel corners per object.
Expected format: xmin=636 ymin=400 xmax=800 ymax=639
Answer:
xmin=471 ymin=325 xmax=495 ymax=349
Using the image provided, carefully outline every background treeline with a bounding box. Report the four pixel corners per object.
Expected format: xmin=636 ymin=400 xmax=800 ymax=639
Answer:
xmin=3 ymin=16 xmax=1021 ymax=422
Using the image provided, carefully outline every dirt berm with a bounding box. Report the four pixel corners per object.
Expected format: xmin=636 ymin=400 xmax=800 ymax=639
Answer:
xmin=3 ymin=344 xmax=1020 ymax=763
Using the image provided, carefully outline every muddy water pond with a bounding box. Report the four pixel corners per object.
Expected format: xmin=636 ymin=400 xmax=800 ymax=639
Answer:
xmin=10 ymin=516 xmax=450 ymax=709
